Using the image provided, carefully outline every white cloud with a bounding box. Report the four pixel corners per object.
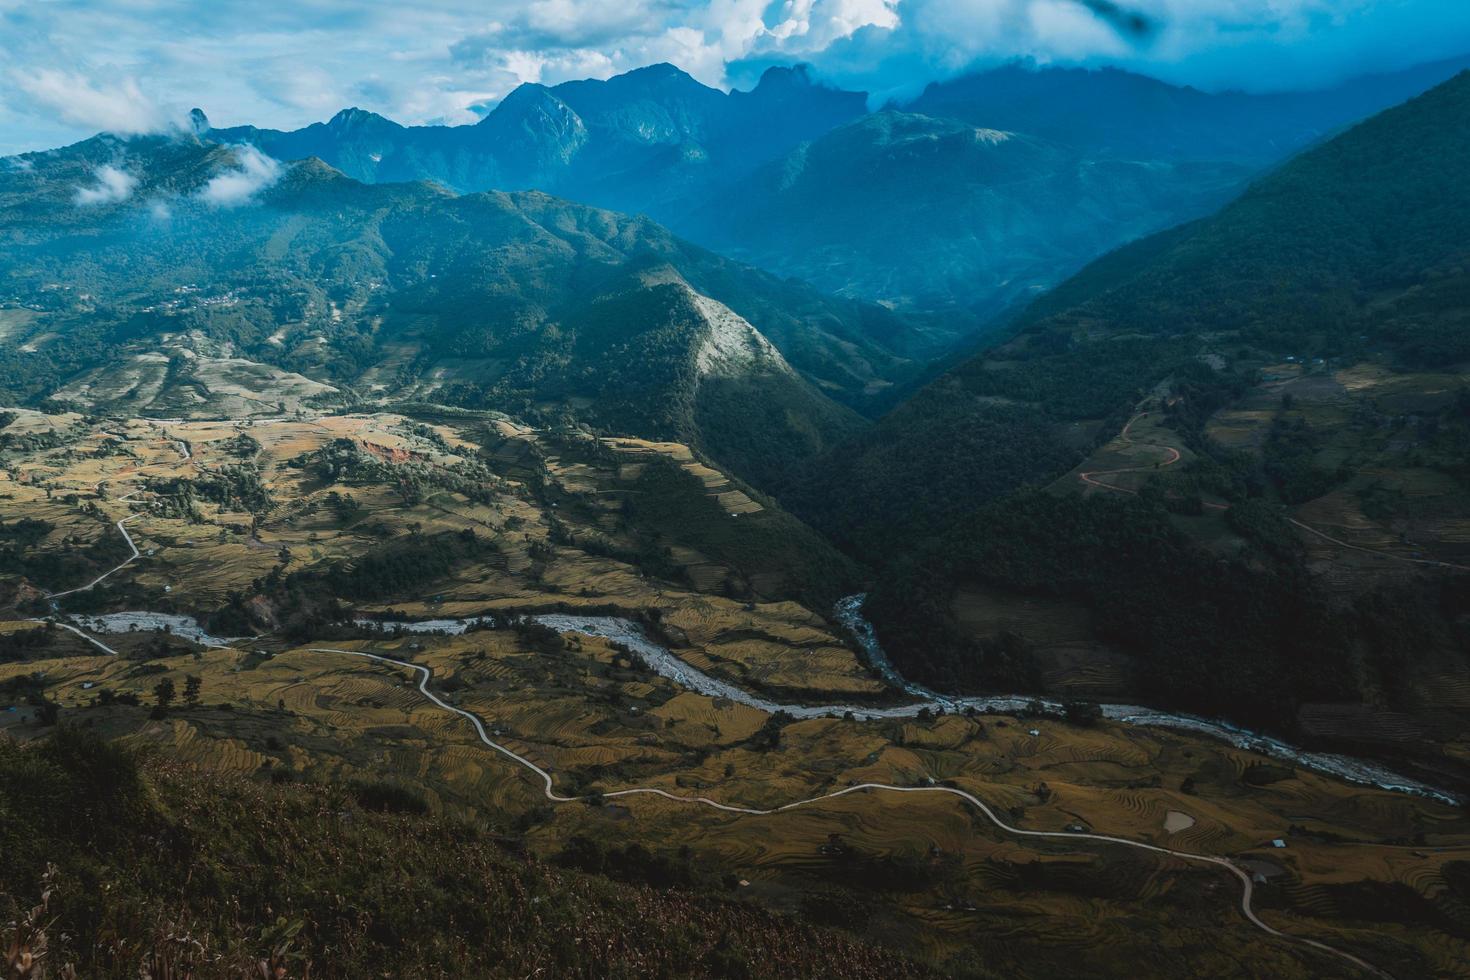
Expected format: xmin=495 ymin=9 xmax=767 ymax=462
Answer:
xmin=74 ymin=164 xmax=138 ymax=206
xmin=2 ymin=0 xmax=1469 ymax=154
xmin=198 ymin=145 xmax=283 ymax=207
xmin=11 ymin=68 xmax=166 ymax=135
xmin=767 ymin=0 xmax=900 ymax=48
xmin=249 ymin=63 xmax=350 ymax=115
xmin=787 ymin=0 xmax=1468 ymax=98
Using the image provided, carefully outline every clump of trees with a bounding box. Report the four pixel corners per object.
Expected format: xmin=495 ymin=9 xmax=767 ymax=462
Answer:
xmin=151 ymin=678 xmax=175 ymax=719
xmin=147 ymin=464 xmax=274 ymax=517
xmin=312 ymin=528 xmax=495 ymax=601
xmin=748 ymin=710 xmax=792 ymax=752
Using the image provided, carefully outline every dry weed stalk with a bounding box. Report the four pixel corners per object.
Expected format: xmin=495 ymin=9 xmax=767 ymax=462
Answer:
xmin=3 ymin=865 xmax=74 ymax=980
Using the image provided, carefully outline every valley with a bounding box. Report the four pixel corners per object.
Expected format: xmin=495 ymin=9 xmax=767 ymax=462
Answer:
xmin=3 ymin=22 xmax=1470 ymax=979
xmin=3 ymin=407 xmax=1469 ymax=978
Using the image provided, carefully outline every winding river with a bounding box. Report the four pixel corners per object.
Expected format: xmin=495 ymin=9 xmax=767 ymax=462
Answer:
xmin=62 ymin=600 xmax=1459 ymax=805
xmin=340 ymin=597 xmax=1459 ymax=806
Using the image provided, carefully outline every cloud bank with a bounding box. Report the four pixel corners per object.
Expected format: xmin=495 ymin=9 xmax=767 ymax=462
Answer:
xmin=2 ymin=1 xmax=1468 ymax=155
xmin=74 ymin=164 xmax=138 ymax=205
xmin=198 ymin=145 xmax=283 ymax=207
xmin=12 ymin=68 xmax=167 ymax=135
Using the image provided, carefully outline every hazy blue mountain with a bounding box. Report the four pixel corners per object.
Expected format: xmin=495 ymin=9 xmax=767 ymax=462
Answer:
xmin=670 ymin=56 xmax=1470 ymax=315
xmin=204 ymin=64 xmax=866 ymax=214
xmin=188 ymin=57 xmax=1470 ymax=320
xmin=677 ymin=110 xmax=1249 ymax=317
xmin=551 ymin=62 xmax=728 ymax=144
xmin=905 ymin=55 xmax=1470 ymax=163
xmin=0 ymin=133 xmax=943 ymax=486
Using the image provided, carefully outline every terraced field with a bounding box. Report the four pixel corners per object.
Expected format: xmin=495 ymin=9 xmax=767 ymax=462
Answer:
xmin=4 ymin=409 xmax=1470 ymax=978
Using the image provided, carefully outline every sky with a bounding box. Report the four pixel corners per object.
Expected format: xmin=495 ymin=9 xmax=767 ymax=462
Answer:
xmin=3 ymin=0 xmax=1470 ymax=156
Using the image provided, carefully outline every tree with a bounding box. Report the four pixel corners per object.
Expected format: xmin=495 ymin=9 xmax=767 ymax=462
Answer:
xmin=151 ymin=678 xmax=175 ymax=718
xmin=750 ymin=710 xmax=792 ymax=752
xmin=183 ymin=675 xmax=202 ymax=707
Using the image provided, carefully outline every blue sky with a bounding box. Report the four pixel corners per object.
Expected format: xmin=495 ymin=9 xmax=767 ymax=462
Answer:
xmin=4 ymin=0 xmax=1470 ymax=155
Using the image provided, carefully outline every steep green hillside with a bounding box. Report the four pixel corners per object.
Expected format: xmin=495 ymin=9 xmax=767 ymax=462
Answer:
xmin=795 ymin=73 xmax=1470 ymax=774
xmin=1013 ymin=73 xmax=1470 ymax=367
xmin=810 ymin=70 xmax=1470 ymax=548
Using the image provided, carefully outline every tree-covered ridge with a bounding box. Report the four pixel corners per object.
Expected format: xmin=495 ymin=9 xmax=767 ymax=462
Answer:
xmin=1012 ymin=69 xmax=1470 ymax=368
xmin=804 ymin=70 xmax=1470 ymax=547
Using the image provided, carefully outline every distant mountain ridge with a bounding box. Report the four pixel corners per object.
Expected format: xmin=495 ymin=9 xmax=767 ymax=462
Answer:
xmin=906 ymin=55 xmax=1470 ymax=162
xmin=202 ymin=63 xmax=867 ymax=217
xmin=186 ymin=55 xmax=1470 ymax=319
xmin=676 ymin=110 xmax=1250 ymax=318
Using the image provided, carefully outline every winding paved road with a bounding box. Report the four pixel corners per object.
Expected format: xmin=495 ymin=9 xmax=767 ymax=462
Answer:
xmin=309 ymin=644 xmax=1393 ymax=979
xmin=44 ymin=513 xmax=143 ymax=599
xmin=1078 ymin=412 xmax=1186 ymax=494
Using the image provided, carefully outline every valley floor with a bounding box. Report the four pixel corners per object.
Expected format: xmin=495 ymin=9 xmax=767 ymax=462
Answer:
xmin=2 ymin=408 xmax=1469 ymax=978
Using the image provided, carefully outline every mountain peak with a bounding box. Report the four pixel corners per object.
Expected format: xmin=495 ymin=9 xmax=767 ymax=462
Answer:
xmin=325 ymin=107 xmax=398 ymax=133
xmin=754 ymin=64 xmax=815 ymax=90
xmin=549 ymin=62 xmax=724 ymax=146
xmin=491 ymin=82 xmax=572 ymax=118
xmin=476 ymin=83 xmax=588 ymax=170
xmin=563 ymin=62 xmax=714 ymax=99
xmin=631 ymin=62 xmax=687 ymax=80
xmin=189 ymin=108 xmax=210 ymax=135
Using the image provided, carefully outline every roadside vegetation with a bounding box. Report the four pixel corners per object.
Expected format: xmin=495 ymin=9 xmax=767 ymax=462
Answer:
xmin=0 ymin=729 xmax=934 ymax=979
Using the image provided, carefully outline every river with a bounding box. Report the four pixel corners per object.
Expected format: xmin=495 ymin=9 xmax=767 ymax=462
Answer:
xmin=67 ymin=598 xmax=1461 ymax=805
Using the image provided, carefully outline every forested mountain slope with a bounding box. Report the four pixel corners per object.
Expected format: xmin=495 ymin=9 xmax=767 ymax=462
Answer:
xmin=793 ymin=72 xmax=1470 ymax=783
xmin=811 ymin=69 xmax=1470 ymax=556
xmin=0 ymin=134 xmax=941 ymax=487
